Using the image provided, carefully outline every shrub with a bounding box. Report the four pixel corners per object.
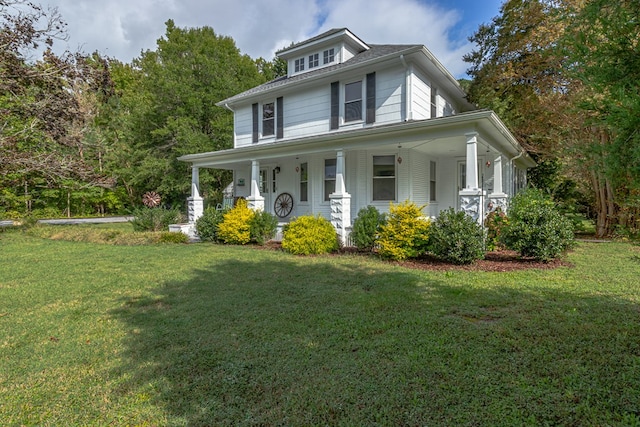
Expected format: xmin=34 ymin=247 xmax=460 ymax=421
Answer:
xmin=195 ymin=207 xmax=226 ymax=242
xmin=217 ymin=199 xmax=255 ymax=245
xmin=350 ymin=206 xmax=385 ymax=252
xmin=501 ymin=189 xmax=575 ymax=261
xmin=377 ymin=201 xmax=430 ymax=261
xmin=428 ymin=208 xmax=485 ymax=265
xmin=485 ymin=208 xmax=508 ymax=251
xmin=130 ymin=207 xmax=183 ymax=232
xmin=250 ymin=210 xmax=278 ymax=245
xmin=157 ymin=231 xmax=189 ymax=244
xmin=281 ymin=215 xmax=339 ymax=255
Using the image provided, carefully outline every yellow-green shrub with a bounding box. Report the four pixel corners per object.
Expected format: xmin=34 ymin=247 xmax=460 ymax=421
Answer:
xmin=217 ymin=199 xmax=255 ymax=245
xmin=281 ymin=215 xmax=339 ymax=255
xmin=377 ymin=201 xmax=430 ymax=261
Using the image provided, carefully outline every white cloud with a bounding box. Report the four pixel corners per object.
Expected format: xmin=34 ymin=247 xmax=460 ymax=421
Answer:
xmin=44 ymin=0 xmax=474 ymax=77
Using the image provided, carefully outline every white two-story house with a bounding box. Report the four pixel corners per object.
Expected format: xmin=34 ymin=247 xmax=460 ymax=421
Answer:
xmin=177 ymin=28 xmax=535 ymax=242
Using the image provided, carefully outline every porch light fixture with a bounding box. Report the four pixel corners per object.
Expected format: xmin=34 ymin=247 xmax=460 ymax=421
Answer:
xmin=275 ymin=166 xmax=281 ymax=174
xmin=397 ymin=157 xmax=403 ymax=164
xmin=486 ymin=161 xmax=491 ymax=168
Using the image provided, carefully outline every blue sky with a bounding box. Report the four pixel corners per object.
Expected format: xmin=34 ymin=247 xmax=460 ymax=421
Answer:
xmin=43 ymin=0 xmax=504 ymax=78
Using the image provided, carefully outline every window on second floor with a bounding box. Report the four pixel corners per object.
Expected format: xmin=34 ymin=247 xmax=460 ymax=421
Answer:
xmin=308 ymin=53 xmax=319 ymax=68
xmin=324 ymin=158 xmax=336 ymax=201
xmin=294 ymin=57 xmax=305 ymax=72
xmin=344 ymin=81 xmax=362 ymax=122
xmin=262 ymin=102 xmax=274 ymax=136
xmin=323 ymin=48 xmax=335 ymax=64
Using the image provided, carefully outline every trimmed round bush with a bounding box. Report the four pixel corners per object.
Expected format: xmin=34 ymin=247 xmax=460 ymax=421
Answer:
xmin=377 ymin=201 xmax=430 ymax=261
xmin=428 ymin=208 xmax=485 ymax=265
xmin=350 ymin=205 xmax=385 ymax=252
xmin=217 ymin=199 xmax=255 ymax=245
xmin=195 ymin=206 xmax=226 ymax=242
xmin=501 ymin=189 xmax=575 ymax=261
xmin=281 ymin=215 xmax=339 ymax=255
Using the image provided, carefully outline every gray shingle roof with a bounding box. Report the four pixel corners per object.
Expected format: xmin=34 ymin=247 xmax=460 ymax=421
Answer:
xmin=275 ymin=28 xmax=351 ymax=55
xmin=217 ymin=44 xmax=422 ymax=106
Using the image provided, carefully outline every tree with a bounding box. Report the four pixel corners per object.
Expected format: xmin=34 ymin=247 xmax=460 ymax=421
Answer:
xmin=1 ymin=0 xmax=114 ymax=217
xmin=563 ymin=0 xmax=640 ymax=236
xmin=463 ymin=0 xmax=636 ymax=237
xmin=107 ymin=20 xmax=267 ymax=208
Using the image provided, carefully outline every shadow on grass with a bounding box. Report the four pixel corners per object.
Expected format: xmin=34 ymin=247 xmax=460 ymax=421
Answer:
xmin=112 ymin=256 xmax=640 ymax=426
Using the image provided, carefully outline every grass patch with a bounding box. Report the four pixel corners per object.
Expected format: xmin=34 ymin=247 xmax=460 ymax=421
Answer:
xmin=23 ymin=223 xmax=187 ymax=245
xmin=1 ymin=228 xmax=639 ymax=425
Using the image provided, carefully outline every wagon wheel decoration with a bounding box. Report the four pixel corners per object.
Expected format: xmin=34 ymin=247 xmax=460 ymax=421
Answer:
xmin=274 ymin=192 xmax=294 ymax=218
xmin=142 ymin=191 xmax=161 ymax=208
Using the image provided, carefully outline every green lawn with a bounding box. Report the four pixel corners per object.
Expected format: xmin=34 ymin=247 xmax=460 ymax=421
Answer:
xmin=1 ymin=227 xmax=639 ymax=426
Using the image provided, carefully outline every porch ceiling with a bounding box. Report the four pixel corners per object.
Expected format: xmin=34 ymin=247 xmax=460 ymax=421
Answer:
xmin=178 ymin=110 xmax=535 ymax=169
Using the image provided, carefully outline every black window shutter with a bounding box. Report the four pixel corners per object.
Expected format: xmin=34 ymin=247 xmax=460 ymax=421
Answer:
xmin=252 ymin=103 xmax=259 ymax=143
xmin=366 ymin=72 xmax=376 ymax=124
xmin=330 ymin=81 xmax=339 ymax=130
xmin=276 ymin=97 xmax=283 ymax=139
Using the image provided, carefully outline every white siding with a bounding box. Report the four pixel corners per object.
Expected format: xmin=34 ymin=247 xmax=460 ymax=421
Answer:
xmin=283 ymin=87 xmax=330 ymax=138
xmin=375 ymin=67 xmax=404 ymax=125
xmin=234 ymin=107 xmax=253 ymax=148
xmin=412 ymin=70 xmax=431 ymax=120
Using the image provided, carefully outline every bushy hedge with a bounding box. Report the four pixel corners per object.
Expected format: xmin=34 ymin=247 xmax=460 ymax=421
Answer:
xmin=377 ymin=201 xmax=430 ymax=261
xmin=501 ymin=189 xmax=575 ymax=261
xmin=281 ymin=215 xmax=339 ymax=255
xmin=428 ymin=208 xmax=485 ymax=265
xmin=250 ymin=210 xmax=278 ymax=245
xmin=350 ymin=206 xmax=385 ymax=252
xmin=130 ymin=207 xmax=183 ymax=232
xmin=195 ymin=207 xmax=226 ymax=242
xmin=484 ymin=208 xmax=508 ymax=251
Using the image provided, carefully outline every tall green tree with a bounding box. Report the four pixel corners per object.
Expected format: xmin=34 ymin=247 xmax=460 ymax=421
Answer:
xmin=111 ymin=20 xmax=266 ymax=207
xmin=464 ymin=0 xmax=638 ymax=237
xmin=563 ymin=0 xmax=640 ymax=235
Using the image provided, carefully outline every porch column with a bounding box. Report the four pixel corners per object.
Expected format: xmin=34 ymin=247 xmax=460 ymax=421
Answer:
xmin=187 ymin=166 xmax=203 ymax=223
xmin=246 ymin=160 xmax=264 ymax=211
xmin=459 ymin=132 xmax=485 ymax=223
xmin=487 ymin=155 xmax=508 ymax=214
xmin=330 ymin=150 xmax=351 ymax=245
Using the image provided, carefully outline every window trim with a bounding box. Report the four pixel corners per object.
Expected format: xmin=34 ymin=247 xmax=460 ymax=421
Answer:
xmin=262 ymin=102 xmax=275 ymax=137
xmin=324 ymin=158 xmax=337 ymax=202
xmin=344 ymin=80 xmax=363 ymax=123
xmin=299 ymin=162 xmax=308 ymax=203
xmin=308 ymin=53 xmax=319 ymax=68
xmin=323 ymin=48 xmax=335 ymax=64
xmin=372 ymin=154 xmax=397 ymax=202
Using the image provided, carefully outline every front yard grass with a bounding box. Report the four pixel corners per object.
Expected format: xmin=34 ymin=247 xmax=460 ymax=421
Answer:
xmin=1 ymin=227 xmax=639 ymax=425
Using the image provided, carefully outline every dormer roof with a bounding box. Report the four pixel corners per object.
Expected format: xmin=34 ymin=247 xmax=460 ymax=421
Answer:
xmin=276 ymin=28 xmax=369 ymax=60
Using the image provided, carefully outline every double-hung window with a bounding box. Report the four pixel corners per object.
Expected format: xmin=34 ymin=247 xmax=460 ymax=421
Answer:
xmin=299 ymin=162 xmax=308 ymax=202
xmin=430 ymin=161 xmax=437 ymax=201
xmin=324 ymin=158 xmax=336 ymax=201
xmin=294 ymin=57 xmax=305 ymax=72
xmin=308 ymin=53 xmax=319 ymax=68
xmin=262 ymin=102 xmax=274 ymax=136
xmin=373 ymin=155 xmax=396 ymax=201
xmin=344 ymin=81 xmax=362 ymax=122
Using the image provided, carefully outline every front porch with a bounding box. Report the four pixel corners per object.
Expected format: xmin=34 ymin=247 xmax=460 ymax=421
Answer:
xmin=175 ymin=112 xmax=534 ymax=242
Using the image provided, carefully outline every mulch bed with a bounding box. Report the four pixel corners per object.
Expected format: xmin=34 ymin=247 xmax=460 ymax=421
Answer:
xmin=263 ymin=241 xmax=571 ymax=272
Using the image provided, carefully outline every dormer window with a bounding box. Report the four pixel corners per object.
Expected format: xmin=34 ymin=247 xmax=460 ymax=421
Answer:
xmin=323 ymin=48 xmax=335 ymax=64
xmin=308 ymin=53 xmax=319 ymax=68
xmin=294 ymin=57 xmax=305 ymax=72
